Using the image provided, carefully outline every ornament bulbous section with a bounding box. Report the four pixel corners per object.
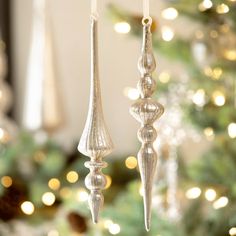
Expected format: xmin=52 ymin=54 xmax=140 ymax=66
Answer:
xmin=85 ymin=170 xmax=107 ymax=190
xmin=137 ymin=76 xmax=156 ymax=98
xmin=138 ymin=53 xmax=156 ymax=76
xmin=130 ymin=98 xmax=164 ymax=124
xmin=138 ymin=125 xmax=157 ymax=143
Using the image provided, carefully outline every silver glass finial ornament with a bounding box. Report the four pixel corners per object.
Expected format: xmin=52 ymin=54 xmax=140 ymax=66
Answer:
xmin=78 ymin=11 xmax=114 ymax=223
xmin=130 ymin=17 xmax=164 ymax=231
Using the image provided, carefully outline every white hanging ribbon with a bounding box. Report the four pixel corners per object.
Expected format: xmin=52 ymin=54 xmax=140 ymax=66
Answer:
xmin=143 ymin=0 xmax=150 ymax=19
xmin=91 ymin=0 xmax=98 ymax=18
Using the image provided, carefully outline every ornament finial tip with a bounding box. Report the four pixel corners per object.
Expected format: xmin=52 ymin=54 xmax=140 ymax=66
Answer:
xmin=144 ymin=208 xmax=151 ymax=231
xmin=92 ymin=216 xmax=98 ymax=224
xmin=143 ymin=187 xmax=152 ymax=232
xmin=90 ymin=206 xmax=99 ymax=224
xmin=145 ymin=223 xmax=150 ymax=232
xmin=88 ymin=190 xmax=104 ymax=224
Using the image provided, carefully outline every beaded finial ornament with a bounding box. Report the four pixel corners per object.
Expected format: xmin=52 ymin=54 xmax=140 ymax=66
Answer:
xmin=130 ymin=5 xmax=164 ymax=231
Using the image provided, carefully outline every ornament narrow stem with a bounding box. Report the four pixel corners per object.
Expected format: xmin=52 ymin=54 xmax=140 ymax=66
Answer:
xmin=130 ymin=19 xmax=164 ymax=231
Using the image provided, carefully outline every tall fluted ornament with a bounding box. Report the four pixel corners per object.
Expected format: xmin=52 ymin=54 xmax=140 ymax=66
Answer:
xmin=23 ymin=0 xmax=64 ymax=134
xmin=78 ymin=16 xmax=114 ymax=224
xmin=130 ymin=19 xmax=164 ymax=231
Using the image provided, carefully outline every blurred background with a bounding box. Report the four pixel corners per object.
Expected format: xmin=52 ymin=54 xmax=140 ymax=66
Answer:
xmin=0 ymin=0 xmax=236 ymax=235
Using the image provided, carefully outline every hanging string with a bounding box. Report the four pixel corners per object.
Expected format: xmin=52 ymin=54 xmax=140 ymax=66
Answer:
xmin=143 ymin=0 xmax=150 ymax=19
xmin=143 ymin=0 xmax=152 ymax=25
xmin=91 ymin=0 xmax=98 ymax=19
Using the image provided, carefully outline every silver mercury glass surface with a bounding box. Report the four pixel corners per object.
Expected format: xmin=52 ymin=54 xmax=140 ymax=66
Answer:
xmin=130 ymin=19 xmax=164 ymax=231
xmin=78 ymin=16 xmax=114 ymax=224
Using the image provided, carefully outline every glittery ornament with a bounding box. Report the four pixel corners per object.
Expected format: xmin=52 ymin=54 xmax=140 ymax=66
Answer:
xmin=78 ymin=6 xmax=114 ymax=223
xmin=130 ymin=16 xmax=164 ymax=231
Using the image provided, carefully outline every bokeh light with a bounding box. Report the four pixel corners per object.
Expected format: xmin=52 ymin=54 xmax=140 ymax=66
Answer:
xmin=48 ymin=178 xmax=61 ymax=191
xmin=186 ymin=187 xmax=201 ymax=199
xmin=123 ymin=87 xmax=139 ymax=100
xmin=42 ymin=192 xmax=56 ymax=206
xmin=204 ymin=127 xmax=215 ymax=141
xmin=21 ymin=201 xmax=35 ymax=215
xmin=216 ymin=4 xmax=229 ymax=14
xmin=205 ymin=189 xmax=217 ymax=201
xmin=199 ymin=0 xmax=213 ymax=11
xmin=212 ymin=91 xmax=225 ymax=106
xmin=105 ymin=175 xmax=112 ymax=189
xmin=1 ymin=176 xmax=13 ymax=188
xmin=229 ymin=227 xmax=236 ymax=236
xmin=213 ymin=196 xmax=228 ymax=209
xmin=76 ymin=188 xmax=89 ymax=202
xmin=192 ymin=89 xmax=206 ymax=107
xmin=125 ymin=156 xmax=137 ymax=169
xmin=114 ymin=22 xmax=131 ymax=34
xmin=159 ymin=71 xmax=170 ymax=83
xmin=66 ymin=171 xmax=79 ymax=183
xmin=161 ymin=26 xmax=174 ymax=41
xmin=108 ymin=223 xmax=121 ymax=235
xmin=161 ymin=8 xmax=178 ymax=20
xmin=228 ymin=123 xmax=236 ymax=139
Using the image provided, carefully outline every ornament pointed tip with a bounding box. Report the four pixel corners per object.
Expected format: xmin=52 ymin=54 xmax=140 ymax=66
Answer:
xmin=144 ymin=210 xmax=151 ymax=231
xmin=88 ymin=190 xmax=104 ymax=225
xmin=143 ymin=185 xmax=152 ymax=231
xmin=92 ymin=217 xmax=98 ymax=224
xmin=145 ymin=224 xmax=150 ymax=232
xmin=91 ymin=208 xmax=99 ymax=224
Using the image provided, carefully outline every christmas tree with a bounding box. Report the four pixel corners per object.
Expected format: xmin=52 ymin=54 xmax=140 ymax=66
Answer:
xmin=106 ymin=1 xmax=236 ymax=236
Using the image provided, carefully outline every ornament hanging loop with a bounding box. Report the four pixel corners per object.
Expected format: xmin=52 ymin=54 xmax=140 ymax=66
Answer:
xmin=142 ymin=16 xmax=152 ymax=26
